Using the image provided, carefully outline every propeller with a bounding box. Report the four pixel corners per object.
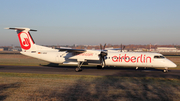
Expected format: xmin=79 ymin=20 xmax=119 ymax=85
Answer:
xmin=121 ymin=44 xmax=126 ymax=52
xmin=98 ymin=44 xmax=107 ymax=67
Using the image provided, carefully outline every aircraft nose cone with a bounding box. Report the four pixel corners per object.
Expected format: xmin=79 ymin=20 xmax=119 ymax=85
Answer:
xmin=165 ymin=59 xmax=177 ymax=68
xmin=168 ymin=61 xmax=177 ymax=68
xmin=171 ymin=63 xmax=177 ymax=68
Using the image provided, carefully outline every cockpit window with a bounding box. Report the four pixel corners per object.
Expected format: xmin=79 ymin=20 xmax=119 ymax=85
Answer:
xmin=154 ymin=55 xmax=165 ymax=59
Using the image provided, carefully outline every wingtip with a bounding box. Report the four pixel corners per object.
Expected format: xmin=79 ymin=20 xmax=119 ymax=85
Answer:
xmin=4 ymin=28 xmax=10 ymax=29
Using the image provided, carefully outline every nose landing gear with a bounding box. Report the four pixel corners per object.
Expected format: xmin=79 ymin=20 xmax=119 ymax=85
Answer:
xmin=163 ymin=67 xmax=168 ymax=73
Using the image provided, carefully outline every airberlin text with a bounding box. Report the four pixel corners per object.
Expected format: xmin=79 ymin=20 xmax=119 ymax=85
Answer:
xmin=112 ymin=54 xmax=151 ymax=63
xmin=74 ymin=52 xmax=93 ymax=56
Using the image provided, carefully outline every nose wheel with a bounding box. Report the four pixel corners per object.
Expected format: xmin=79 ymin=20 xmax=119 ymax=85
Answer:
xmin=163 ymin=67 xmax=168 ymax=73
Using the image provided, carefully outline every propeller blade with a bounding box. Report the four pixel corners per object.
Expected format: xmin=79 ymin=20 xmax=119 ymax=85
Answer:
xmin=98 ymin=43 xmax=108 ymax=67
xmin=123 ymin=46 xmax=125 ymax=50
xmin=121 ymin=44 xmax=125 ymax=52
xmin=103 ymin=43 xmax=106 ymax=50
xmin=121 ymin=44 xmax=122 ymax=52
xmin=102 ymin=56 xmax=106 ymax=67
xmin=100 ymin=44 xmax=102 ymax=50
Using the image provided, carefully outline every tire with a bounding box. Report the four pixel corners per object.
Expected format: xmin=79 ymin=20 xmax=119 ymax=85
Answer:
xmin=75 ymin=68 xmax=80 ymax=72
xmin=163 ymin=69 xmax=168 ymax=73
xmin=97 ymin=65 xmax=102 ymax=69
xmin=75 ymin=68 xmax=82 ymax=72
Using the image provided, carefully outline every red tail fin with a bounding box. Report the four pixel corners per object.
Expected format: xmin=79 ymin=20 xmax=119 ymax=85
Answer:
xmin=5 ymin=28 xmax=37 ymax=50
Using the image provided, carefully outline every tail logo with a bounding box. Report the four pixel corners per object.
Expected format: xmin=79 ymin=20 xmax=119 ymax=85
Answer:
xmin=18 ymin=32 xmax=31 ymax=50
xmin=23 ymin=38 xmax=30 ymax=46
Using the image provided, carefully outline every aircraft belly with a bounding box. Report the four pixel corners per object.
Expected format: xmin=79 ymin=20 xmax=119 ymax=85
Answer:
xmin=106 ymin=60 xmax=136 ymax=67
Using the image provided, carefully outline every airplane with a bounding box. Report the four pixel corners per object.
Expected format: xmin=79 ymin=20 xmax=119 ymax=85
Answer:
xmin=5 ymin=27 xmax=177 ymax=72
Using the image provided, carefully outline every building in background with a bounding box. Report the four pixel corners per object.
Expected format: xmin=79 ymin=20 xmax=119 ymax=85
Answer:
xmin=156 ymin=47 xmax=180 ymax=52
xmin=0 ymin=48 xmax=3 ymax=51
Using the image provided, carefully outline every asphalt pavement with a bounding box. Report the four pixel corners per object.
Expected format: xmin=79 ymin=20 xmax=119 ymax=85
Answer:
xmin=0 ymin=65 xmax=180 ymax=79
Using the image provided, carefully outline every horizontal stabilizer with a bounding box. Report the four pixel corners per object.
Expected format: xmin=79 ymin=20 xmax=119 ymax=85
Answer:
xmin=5 ymin=27 xmax=37 ymax=31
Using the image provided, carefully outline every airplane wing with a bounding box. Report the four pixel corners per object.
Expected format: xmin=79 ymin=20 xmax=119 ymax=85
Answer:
xmin=56 ymin=48 xmax=86 ymax=52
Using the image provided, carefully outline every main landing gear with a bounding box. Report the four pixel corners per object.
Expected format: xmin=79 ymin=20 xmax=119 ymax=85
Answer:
xmin=97 ymin=65 xmax=103 ymax=69
xmin=75 ymin=67 xmax=82 ymax=72
xmin=75 ymin=61 xmax=83 ymax=72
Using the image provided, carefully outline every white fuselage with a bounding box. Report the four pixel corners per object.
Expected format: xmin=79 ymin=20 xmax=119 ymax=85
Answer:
xmin=21 ymin=49 xmax=177 ymax=68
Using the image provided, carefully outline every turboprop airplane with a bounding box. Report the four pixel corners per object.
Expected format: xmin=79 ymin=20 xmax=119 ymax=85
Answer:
xmin=5 ymin=27 xmax=177 ymax=72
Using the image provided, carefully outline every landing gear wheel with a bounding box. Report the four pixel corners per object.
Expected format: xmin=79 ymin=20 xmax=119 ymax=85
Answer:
xmin=75 ymin=68 xmax=82 ymax=72
xmin=163 ymin=69 xmax=168 ymax=73
xmin=163 ymin=67 xmax=168 ymax=73
xmin=97 ymin=65 xmax=102 ymax=69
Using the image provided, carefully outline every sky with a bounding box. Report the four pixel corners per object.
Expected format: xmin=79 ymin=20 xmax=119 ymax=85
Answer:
xmin=0 ymin=0 xmax=180 ymax=46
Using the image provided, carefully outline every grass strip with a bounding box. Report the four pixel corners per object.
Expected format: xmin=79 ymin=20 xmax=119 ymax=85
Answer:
xmin=1 ymin=72 xmax=180 ymax=81
xmin=1 ymin=72 xmax=180 ymax=101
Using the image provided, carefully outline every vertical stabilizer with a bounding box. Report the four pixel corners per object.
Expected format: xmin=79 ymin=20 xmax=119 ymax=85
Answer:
xmin=5 ymin=28 xmax=37 ymax=51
